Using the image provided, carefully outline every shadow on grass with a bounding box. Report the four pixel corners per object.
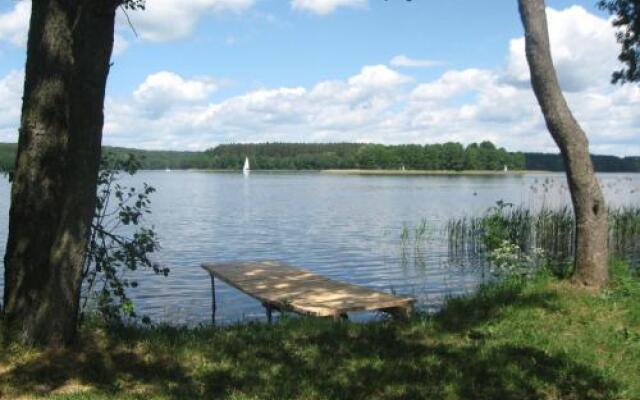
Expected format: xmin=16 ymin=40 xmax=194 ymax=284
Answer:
xmin=0 ymin=333 xmax=199 ymax=399
xmin=435 ymin=278 xmax=561 ymax=333
xmin=0 ymin=279 xmax=621 ymax=399
xmin=190 ymin=322 xmax=617 ymax=400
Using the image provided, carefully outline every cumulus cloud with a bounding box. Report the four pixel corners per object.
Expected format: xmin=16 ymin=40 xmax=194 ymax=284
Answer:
xmin=1 ymin=5 xmax=638 ymax=156
xmin=0 ymin=1 xmax=127 ymax=57
xmin=0 ymin=0 xmax=256 ymax=52
xmin=124 ymin=0 xmax=255 ymax=41
xmin=0 ymin=1 xmax=30 ymax=47
xmin=347 ymin=65 xmax=411 ymax=90
xmin=0 ymin=70 xmax=24 ymax=142
xmin=506 ymin=6 xmax=619 ymax=92
xmin=99 ymin=6 xmax=639 ymax=156
xmin=291 ymin=0 xmax=366 ymax=15
xmin=104 ymin=65 xmax=410 ymax=149
xmin=132 ymin=71 xmax=218 ymax=116
xmin=390 ymin=55 xmax=443 ymax=68
xmin=103 ymin=63 xmax=531 ymax=150
xmin=411 ymin=69 xmax=495 ymax=101
xmin=113 ymin=33 xmax=130 ymax=56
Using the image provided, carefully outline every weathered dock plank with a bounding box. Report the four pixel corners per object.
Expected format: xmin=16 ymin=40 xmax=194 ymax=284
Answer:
xmin=201 ymin=261 xmax=415 ymax=321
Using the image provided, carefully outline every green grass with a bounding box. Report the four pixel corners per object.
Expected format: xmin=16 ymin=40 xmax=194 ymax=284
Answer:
xmin=1 ymin=262 xmax=639 ymax=399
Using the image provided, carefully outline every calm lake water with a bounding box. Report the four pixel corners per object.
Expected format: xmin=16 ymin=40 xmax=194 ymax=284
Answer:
xmin=0 ymin=171 xmax=638 ymax=324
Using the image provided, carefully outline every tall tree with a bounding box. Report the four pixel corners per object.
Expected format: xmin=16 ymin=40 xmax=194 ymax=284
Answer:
xmin=2 ymin=0 xmax=139 ymax=345
xmin=598 ymin=0 xmax=640 ymax=84
xmin=518 ymin=0 xmax=609 ymax=288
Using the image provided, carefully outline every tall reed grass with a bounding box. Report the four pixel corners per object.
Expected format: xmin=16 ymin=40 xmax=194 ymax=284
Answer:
xmin=447 ymin=204 xmax=640 ymax=272
xmin=400 ymin=218 xmax=431 ymax=269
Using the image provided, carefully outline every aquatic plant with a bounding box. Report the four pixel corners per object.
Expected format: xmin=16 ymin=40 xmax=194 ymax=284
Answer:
xmin=414 ymin=218 xmax=428 ymax=247
xmin=447 ymin=202 xmax=640 ymax=276
xmin=399 ymin=218 xmax=432 ymax=269
xmin=609 ymin=206 xmax=640 ymax=258
xmin=487 ymin=240 xmax=545 ymax=278
xmin=400 ymin=223 xmax=410 ymax=266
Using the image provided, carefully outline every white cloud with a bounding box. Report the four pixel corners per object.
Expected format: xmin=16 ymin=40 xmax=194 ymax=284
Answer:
xmin=104 ymin=65 xmax=410 ymax=149
xmin=0 ymin=0 xmax=256 ymax=48
xmin=411 ymin=69 xmax=495 ymax=101
xmin=133 ymin=71 xmax=218 ymax=116
xmin=123 ymin=0 xmax=255 ymax=42
xmin=1 ymin=5 xmax=637 ymax=156
xmin=113 ymin=33 xmax=129 ymax=56
xmin=100 ymin=6 xmax=639 ymax=156
xmin=0 ymin=70 xmax=24 ymax=142
xmin=506 ymin=6 xmax=619 ymax=92
xmin=0 ymin=1 xmax=129 ymax=57
xmin=0 ymin=1 xmax=30 ymax=47
xmin=347 ymin=65 xmax=411 ymax=89
xmin=291 ymin=0 xmax=366 ymax=15
xmin=390 ymin=55 xmax=443 ymax=68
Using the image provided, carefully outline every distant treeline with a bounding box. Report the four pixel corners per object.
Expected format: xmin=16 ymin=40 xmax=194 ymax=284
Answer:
xmin=0 ymin=142 xmax=638 ymax=172
xmin=205 ymin=142 xmax=525 ymax=171
xmin=0 ymin=143 xmax=17 ymax=172
xmin=525 ymin=152 xmax=640 ymax=172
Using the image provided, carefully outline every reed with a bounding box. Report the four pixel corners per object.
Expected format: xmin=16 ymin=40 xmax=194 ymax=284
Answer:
xmin=447 ymin=203 xmax=640 ymax=273
xmin=414 ymin=218 xmax=428 ymax=248
xmin=400 ymin=223 xmax=410 ymax=266
xmin=399 ymin=218 xmax=431 ymax=269
xmin=609 ymin=206 xmax=640 ymax=258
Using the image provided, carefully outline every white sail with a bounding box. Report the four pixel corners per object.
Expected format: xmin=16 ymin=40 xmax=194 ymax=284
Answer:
xmin=243 ymin=157 xmax=250 ymax=175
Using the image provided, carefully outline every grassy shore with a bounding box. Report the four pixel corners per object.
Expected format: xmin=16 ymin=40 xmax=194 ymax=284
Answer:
xmin=1 ymin=262 xmax=639 ymax=399
xmin=320 ymin=169 xmax=545 ymax=176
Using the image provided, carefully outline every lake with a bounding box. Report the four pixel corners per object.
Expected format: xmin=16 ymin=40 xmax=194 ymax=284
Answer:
xmin=0 ymin=171 xmax=638 ymax=325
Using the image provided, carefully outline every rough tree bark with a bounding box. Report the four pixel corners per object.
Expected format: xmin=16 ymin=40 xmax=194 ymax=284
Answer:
xmin=2 ymin=0 xmax=117 ymax=345
xmin=518 ymin=0 xmax=609 ymax=289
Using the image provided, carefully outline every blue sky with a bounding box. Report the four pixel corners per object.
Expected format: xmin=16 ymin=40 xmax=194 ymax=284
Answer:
xmin=0 ymin=0 xmax=638 ymax=155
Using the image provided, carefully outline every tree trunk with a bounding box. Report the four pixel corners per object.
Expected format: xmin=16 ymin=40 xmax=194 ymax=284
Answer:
xmin=518 ymin=0 xmax=609 ymax=289
xmin=2 ymin=0 xmax=116 ymax=345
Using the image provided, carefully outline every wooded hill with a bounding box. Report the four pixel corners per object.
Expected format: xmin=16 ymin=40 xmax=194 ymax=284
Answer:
xmin=0 ymin=142 xmax=638 ymax=172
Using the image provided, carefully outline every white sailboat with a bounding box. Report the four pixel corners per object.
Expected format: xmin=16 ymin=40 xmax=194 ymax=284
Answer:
xmin=243 ymin=156 xmax=250 ymax=175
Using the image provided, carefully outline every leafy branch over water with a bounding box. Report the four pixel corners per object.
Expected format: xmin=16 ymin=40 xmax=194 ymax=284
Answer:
xmin=81 ymin=154 xmax=168 ymax=324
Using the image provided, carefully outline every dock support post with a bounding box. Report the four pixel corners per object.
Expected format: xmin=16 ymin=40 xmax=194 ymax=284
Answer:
xmin=210 ymin=275 xmax=217 ymax=324
xmin=382 ymin=305 xmax=412 ymax=321
xmin=265 ymin=305 xmax=273 ymax=324
xmin=331 ymin=313 xmax=349 ymax=322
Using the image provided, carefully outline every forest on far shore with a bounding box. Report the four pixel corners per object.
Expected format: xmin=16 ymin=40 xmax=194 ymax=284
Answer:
xmin=0 ymin=141 xmax=638 ymax=172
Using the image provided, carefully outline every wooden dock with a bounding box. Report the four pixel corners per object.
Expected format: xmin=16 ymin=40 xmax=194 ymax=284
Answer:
xmin=201 ymin=261 xmax=415 ymax=322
